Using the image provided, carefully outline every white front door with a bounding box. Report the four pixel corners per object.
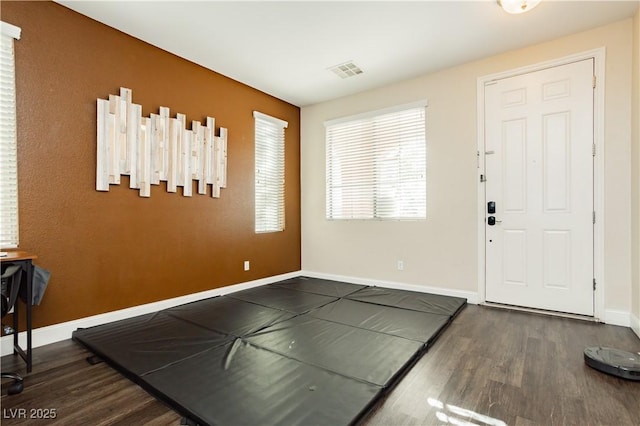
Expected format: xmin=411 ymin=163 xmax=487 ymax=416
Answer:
xmin=484 ymin=59 xmax=595 ymax=316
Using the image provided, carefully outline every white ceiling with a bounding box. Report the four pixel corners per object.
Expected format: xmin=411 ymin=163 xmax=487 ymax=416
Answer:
xmin=56 ymin=1 xmax=639 ymax=107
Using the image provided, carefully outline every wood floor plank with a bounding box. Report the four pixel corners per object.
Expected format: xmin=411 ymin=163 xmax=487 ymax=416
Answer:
xmin=2 ymin=305 xmax=639 ymax=425
xmin=474 ymin=379 xmax=526 ymax=425
xmin=363 ymin=306 xmax=640 ymax=426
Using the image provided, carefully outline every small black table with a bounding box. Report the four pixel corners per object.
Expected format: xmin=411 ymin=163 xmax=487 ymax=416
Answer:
xmin=1 ymin=250 xmax=36 ymax=373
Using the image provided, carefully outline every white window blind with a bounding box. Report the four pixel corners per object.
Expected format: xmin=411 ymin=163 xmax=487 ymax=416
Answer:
xmin=254 ymin=111 xmax=287 ymax=233
xmin=326 ymin=102 xmax=427 ymax=220
xmin=0 ymin=22 xmax=21 ymax=248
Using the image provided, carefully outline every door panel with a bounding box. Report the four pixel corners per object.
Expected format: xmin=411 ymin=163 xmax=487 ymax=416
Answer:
xmin=503 ymin=119 xmax=527 ymax=212
xmin=503 ymin=230 xmax=526 ymax=285
xmin=543 ymin=112 xmax=571 ymax=212
xmin=543 ymin=230 xmax=571 ymax=289
xmin=485 ymin=59 xmax=594 ymax=316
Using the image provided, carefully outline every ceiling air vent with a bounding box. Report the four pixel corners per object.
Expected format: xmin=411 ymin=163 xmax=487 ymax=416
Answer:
xmin=328 ymin=61 xmax=363 ymax=79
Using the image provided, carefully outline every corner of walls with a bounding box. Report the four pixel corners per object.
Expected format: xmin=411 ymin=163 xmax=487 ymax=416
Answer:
xmin=631 ymin=5 xmax=640 ymax=340
xmin=603 ymin=310 xmax=633 ymax=328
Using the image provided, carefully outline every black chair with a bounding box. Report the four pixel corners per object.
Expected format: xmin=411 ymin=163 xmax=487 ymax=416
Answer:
xmin=1 ymin=264 xmax=24 ymax=395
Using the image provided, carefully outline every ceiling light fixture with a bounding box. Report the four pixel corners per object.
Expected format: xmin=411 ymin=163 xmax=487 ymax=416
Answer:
xmin=498 ymin=0 xmax=541 ymax=14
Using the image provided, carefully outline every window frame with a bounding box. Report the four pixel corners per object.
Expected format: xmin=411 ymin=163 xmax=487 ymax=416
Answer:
xmin=254 ymin=111 xmax=287 ymax=233
xmin=0 ymin=21 xmax=21 ymax=248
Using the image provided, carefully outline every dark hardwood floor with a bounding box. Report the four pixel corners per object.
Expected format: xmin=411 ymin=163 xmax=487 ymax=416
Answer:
xmin=2 ymin=305 xmax=639 ymax=425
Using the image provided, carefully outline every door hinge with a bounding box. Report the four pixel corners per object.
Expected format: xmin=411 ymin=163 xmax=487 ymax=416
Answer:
xmin=593 ymin=278 xmax=596 ymax=291
xmin=480 ymin=174 xmax=486 ymax=183
xmin=592 ymin=144 xmax=596 ymax=156
xmin=593 ymin=211 xmax=596 ymax=224
xmin=592 ymin=75 xmax=596 ymax=89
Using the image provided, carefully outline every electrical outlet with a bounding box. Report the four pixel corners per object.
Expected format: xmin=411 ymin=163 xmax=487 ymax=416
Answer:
xmin=397 ymin=260 xmax=404 ymax=271
xmin=244 ymin=261 xmax=250 ymax=271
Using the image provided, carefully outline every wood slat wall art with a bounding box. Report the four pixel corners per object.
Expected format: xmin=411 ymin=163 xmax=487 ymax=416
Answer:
xmin=96 ymin=88 xmax=228 ymax=198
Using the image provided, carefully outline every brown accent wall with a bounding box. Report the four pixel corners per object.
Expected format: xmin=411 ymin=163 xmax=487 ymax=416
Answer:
xmin=1 ymin=1 xmax=301 ymax=329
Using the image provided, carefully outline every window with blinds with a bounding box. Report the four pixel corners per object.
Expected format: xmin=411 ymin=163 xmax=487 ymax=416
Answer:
xmin=326 ymin=102 xmax=427 ymax=220
xmin=254 ymin=111 xmax=287 ymax=233
xmin=0 ymin=22 xmax=21 ymax=248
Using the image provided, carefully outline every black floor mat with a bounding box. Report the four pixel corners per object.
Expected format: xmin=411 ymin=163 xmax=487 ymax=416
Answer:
xmin=228 ymin=285 xmax=338 ymax=314
xmin=346 ymin=286 xmax=467 ymax=316
xmin=141 ymin=340 xmax=383 ymax=426
xmin=165 ymin=296 xmax=297 ymax=337
xmin=245 ymin=314 xmax=423 ymax=386
xmin=308 ymin=298 xmax=450 ymax=344
xmin=73 ymin=312 xmax=231 ymax=376
xmin=73 ymin=277 xmax=466 ymax=425
xmin=271 ymin=276 xmax=367 ymax=297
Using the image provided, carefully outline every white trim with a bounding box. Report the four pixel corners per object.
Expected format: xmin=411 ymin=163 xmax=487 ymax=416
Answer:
xmin=302 ymin=270 xmax=480 ymax=304
xmin=476 ymin=75 xmax=487 ymax=314
xmin=0 ymin=21 xmax=21 ymax=40
xmin=476 ymin=48 xmax=606 ymax=320
xmin=483 ymin=302 xmax=599 ymax=323
xmin=631 ymin=313 xmax=640 ymax=340
xmin=253 ymin=111 xmax=288 ymax=129
xmin=482 ymin=304 xmax=632 ymax=328
xmin=0 ymin=271 xmax=301 ymax=357
xmin=592 ymin=48 xmax=606 ymax=323
xmin=324 ymin=99 xmax=428 ymax=127
xmin=604 ymin=309 xmax=631 ymax=328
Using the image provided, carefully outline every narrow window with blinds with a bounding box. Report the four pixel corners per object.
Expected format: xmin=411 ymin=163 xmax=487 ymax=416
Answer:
xmin=0 ymin=22 xmax=21 ymax=248
xmin=325 ymin=101 xmax=427 ymax=220
xmin=254 ymin=111 xmax=287 ymax=233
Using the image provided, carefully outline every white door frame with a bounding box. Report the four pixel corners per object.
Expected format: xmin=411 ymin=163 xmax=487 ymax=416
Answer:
xmin=476 ymin=48 xmax=606 ymax=321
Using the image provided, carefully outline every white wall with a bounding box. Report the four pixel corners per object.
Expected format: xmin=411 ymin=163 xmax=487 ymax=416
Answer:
xmin=631 ymin=7 xmax=640 ymax=338
xmin=301 ymin=19 xmax=635 ymax=319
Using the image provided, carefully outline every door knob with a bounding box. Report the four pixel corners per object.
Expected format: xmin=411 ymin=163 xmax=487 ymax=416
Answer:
xmin=487 ymin=216 xmax=502 ymax=226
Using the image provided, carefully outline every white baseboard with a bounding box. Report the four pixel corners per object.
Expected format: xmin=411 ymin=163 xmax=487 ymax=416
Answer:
xmin=0 ymin=271 xmax=301 ymax=357
xmin=301 ymin=270 xmax=480 ymax=304
xmin=603 ymin=309 xmax=631 ymax=327
xmin=631 ymin=312 xmax=640 ymax=340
